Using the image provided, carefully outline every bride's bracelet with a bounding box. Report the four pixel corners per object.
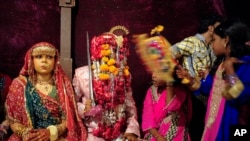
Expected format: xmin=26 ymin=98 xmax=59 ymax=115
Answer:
xmin=15 ymin=126 xmax=30 ymax=139
xmin=47 ymin=125 xmax=58 ymax=141
xmin=55 ymin=124 xmax=67 ymax=136
xmin=225 ymin=74 xmax=238 ymax=86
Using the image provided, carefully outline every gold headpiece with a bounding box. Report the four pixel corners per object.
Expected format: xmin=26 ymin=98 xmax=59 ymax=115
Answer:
xmin=109 ymin=25 xmax=129 ymax=36
xmin=32 ymin=46 xmax=56 ymax=56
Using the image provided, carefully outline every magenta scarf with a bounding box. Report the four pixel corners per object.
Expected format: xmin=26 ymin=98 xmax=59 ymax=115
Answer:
xmin=202 ymin=64 xmax=226 ymax=141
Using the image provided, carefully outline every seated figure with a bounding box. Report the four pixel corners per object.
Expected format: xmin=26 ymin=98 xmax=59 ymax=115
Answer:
xmin=5 ymin=42 xmax=87 ymax=141
xmin=73 ymin=26 xmax=140 ymax=141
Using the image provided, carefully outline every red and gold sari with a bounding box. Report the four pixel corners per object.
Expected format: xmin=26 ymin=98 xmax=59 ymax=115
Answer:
xmin=6 ymin=42 xmax=87 ymax=141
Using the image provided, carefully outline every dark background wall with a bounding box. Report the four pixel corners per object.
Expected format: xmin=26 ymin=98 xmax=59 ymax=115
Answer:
xmin=1 ymin=0 xmax=249 ymax=133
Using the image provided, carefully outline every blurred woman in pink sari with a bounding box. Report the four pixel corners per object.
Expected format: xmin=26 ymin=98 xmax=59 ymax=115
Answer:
xmin=142 ymin=65 xmax=196 ymax=141
xmin=6 ymin=42 xmax=87 ymax=141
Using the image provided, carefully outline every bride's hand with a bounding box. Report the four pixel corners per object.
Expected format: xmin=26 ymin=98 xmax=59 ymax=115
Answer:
xmin=23 ymin=129 xmax=50 ymax=141
xmin=223 ymin=57 xmax=244 ymax=75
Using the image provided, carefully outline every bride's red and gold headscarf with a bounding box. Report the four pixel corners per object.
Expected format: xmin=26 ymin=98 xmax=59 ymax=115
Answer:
xmin=16 ymin=42 xmax=87 ymax=140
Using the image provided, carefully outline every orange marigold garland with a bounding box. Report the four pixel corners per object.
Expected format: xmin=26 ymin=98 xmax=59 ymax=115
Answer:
xmin=90 ymin=26 xmax=131 ymax=140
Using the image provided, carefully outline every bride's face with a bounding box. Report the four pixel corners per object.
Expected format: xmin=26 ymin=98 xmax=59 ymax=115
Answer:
xmin=33 ymin=54 xmax=55 ymax=75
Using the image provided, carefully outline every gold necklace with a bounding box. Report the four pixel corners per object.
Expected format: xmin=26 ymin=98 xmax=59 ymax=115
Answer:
xmin=37 ymin=78 xmax=53 ymax=92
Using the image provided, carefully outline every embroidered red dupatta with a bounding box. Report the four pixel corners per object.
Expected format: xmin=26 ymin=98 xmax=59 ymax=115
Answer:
xmin=6 ymin=42 xmax=87 ymax=141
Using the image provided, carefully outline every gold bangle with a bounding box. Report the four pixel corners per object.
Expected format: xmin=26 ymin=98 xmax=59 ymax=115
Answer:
xmin=185 ymin=76 xmax=201 ymax=91
xmin=21 ymin=128 xmax=31 ymax=140
xmin=11 ymin=122 xmax=31 ymax=138
xmin=190 ymin=80 xmax=201 ymax=91
xmin=228 ymin=80 xmax=244 ymax=98
xmin=55 ymin=124 xmax=67 ymax=136
xmin=15 ymin=125 xmax=26 ymax=137
xmin=222 ymin=90 xmax=233 ymax=100
xmin=47 ymin=125 xmax=58 ymax=141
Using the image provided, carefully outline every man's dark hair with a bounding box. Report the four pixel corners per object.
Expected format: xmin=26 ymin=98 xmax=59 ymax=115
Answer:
xmin=197 ymin=14 xmax=224 ymax=34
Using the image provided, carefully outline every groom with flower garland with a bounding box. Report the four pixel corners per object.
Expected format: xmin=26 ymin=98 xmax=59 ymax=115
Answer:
xmin=73 ymin=26 xmax=140 ymax=141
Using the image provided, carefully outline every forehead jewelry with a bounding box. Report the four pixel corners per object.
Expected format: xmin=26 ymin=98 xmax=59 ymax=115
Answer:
xmin=32 ymin=46 xmax=56 ymax=57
